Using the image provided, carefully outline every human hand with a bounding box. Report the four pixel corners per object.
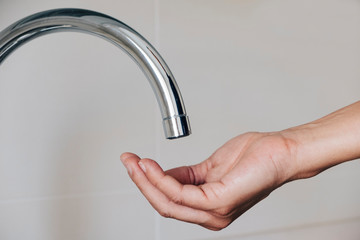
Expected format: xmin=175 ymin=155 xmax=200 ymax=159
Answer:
xmin=121 ymin=101 xmax=360 ymax=230
xmin=120 ymin=132 xmax=297 ymax=230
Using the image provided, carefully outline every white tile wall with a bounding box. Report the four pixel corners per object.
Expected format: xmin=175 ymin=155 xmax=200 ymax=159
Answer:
xmin=0 ymin=0 xmax=158 ymax=239
xmin=0 ymin=0 xmax=360 ymax=239
xmin=0 ymin=193 xmax=155 ymax=240
xmin=157 ymin=0 xmax=360 ymax=239
xmin=195 ymin=217 xmax=360 ymax=240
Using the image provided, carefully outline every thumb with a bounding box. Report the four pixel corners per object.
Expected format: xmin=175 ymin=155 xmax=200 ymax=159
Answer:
xmin=138 ymin=159 xmax=195 ymax=185
xmin=165 ymin=166 xmax=197 ymax=185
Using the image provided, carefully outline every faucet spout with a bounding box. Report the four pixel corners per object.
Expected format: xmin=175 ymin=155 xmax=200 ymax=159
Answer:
xmin=0 ymin=8 xmax=191 ymax=139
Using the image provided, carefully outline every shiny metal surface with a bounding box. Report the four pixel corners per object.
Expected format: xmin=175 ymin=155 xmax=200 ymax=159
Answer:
xmin=0 ymin=8 xmax=191 ymax=139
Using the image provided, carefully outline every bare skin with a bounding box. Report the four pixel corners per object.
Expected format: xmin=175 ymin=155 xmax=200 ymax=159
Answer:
xmin=121 ymin=101 xmax=360 ymax=231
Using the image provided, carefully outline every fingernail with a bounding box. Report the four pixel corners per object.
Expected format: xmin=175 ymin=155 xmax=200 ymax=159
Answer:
xmin=120 ymin=154 xmax=128 ymax=163
xmin=125 ymin=165 xmax=132 ymax=176
xmin=138 ymin=161 xmax=146 ymax=173
xmin=120 ymin=158 xmax=132 ymax=176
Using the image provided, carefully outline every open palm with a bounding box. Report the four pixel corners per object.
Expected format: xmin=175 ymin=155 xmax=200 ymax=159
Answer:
xmin=121 ymin=132 xmax=295 ymax=230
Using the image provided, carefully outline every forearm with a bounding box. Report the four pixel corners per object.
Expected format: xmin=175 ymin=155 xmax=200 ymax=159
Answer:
xmin=282 ymin=101 xmax=360 ymax=180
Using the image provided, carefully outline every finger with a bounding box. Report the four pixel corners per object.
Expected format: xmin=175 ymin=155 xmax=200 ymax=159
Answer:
xmin=120 ymin=153 xmax=221 ymax=227
xmin=139 ymin=158 xmax=226 ymax=210
xmin=165 ymin=166 xmax=195 ymax=185
xmin=165 ymin=161 xmax=208 ymax=185
xmin=120 ymin=152 xmax=141 ymax=175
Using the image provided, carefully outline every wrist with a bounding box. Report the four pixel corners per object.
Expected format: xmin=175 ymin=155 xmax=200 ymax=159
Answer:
xmin=279 ymin=125 xmax=321 ymax=181
xmin=280 ymin=102 xmax=360 ymax=181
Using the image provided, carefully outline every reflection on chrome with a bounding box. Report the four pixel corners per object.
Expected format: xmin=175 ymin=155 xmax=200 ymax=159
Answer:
xmin=0 ymin=8 xmax=191 ymax=139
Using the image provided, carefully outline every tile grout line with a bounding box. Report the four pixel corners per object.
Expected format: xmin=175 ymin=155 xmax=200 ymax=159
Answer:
xmin=192 ymin=216 xmax=360 ymax=240
xmin=154 ymin=0 xmax=161 ymax=240
xmin=154 ymin=0 xmax=160 ymax=49
xmin=0 ymin=190 xmax=138 ymax=205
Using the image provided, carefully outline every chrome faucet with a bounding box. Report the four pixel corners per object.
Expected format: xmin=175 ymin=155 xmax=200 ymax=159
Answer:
xmin=0 ymin=8 xmax=191 ymax=139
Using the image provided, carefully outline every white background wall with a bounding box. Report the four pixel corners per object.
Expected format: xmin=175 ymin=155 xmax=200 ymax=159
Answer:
xmin=0 ymin=0 xmax=359 ymax=239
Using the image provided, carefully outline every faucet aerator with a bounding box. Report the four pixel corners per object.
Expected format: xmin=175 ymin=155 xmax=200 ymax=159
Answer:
xmin=163 ymin=115 xmax=191 ymax=139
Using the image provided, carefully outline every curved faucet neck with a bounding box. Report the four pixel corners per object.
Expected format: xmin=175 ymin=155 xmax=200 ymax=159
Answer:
xmin=0 ymin=8 xmax=191 ymax=139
